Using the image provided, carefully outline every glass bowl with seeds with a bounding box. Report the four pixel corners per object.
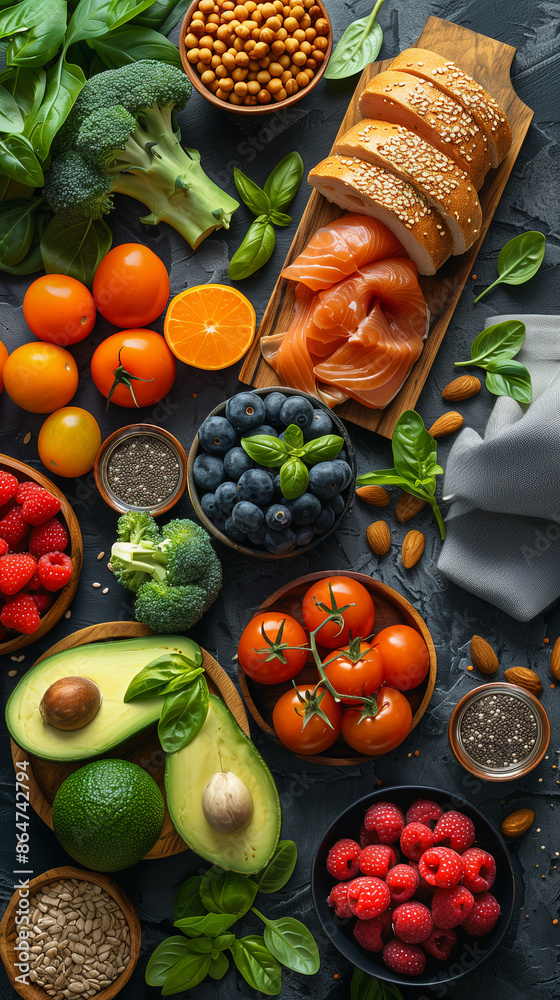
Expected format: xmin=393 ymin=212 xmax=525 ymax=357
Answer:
xmin=448 ymin=681 xmax=551 ymax=782
xmin=0 ymin=865 xmax=140 ymax=1000
xmin=94 ymin=424 xmax=188 ymax=516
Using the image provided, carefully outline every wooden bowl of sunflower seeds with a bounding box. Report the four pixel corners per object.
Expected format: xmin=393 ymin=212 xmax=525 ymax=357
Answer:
xmin=0 ymin=866 xmax=140 ymax=1000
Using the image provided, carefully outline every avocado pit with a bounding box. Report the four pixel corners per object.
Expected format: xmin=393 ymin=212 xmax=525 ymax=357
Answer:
xmin=202 ymin=770 xmax=254 ymax=834
xmin=39 ymin=675 xmax=102 ymax=731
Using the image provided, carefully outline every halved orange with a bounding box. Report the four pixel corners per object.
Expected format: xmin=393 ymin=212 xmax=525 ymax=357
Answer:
xmin=164 ymin=284 xmax=256 ymax=370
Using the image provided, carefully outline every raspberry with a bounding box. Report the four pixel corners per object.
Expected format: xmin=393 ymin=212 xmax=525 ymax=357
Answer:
xmin=0 ymin=553 xmax=37 ymax=596
xmin=382 ymin=938 xmax=425 ymax=976
xmin=0 ymin=538 xmax=8 ymax=557
xmin=29 ymin=518 xmax=68 ymax=558
xmin=358 ymin=844 xmax=396 ymax=878
xmin=37 ymin=551 xmax=73 ymax=592
xmin=433 ymin=810 xmax=475 ymax=853
xmin=363 ymin=801 xmax=404 ymax=844
xmin=20 ymin=487 xmax=61 ymax=526
xmin=0 ymin=505 xmax=28 ymax=548
xmin=327 ymin=883 xmax=353 ymax=918
xmin=326 ymin=839 xmax=361 ymax=880
xmin=347 ymin=876 xmax=391 ymax=919
xmin=419 ymin=846 xmax=464 ymax=888
xmin=1 ymin=593 xmax=41 ymax=635
xmin=431 ymin=886 xmax=475 ymax=929
xmin=400 ymin=822 xmax=434 ymax=861
xmin=359 ymin=825 xmax=380 ymax=848
xmin=461 ymin=892 xmax=500 ymax=937
xmin=385 ymin=863 xmax=420 ymax=903
xmin=14 ymin=481 xmax=42 ymax=504
xmin=0 ymin=470 xmax=18 ymax=505
xmin=461 ymin=847 xmax=496 ymax=893
xmin=392 ymin=901 xmax=433 ymax=944
xmin=354 ymin=916 xmax=387 ymax=952
xmin=422 ymin=926 xmax=457 ymax=960
xmin=405 ymin=798 xmax=443 ymax=828
xmin=30 ymin=594 xmax=52 ymax=616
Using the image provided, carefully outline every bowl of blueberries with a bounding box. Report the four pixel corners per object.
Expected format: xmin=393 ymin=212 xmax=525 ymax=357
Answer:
xmin=187 ymin=387 xmax=356 ymax=558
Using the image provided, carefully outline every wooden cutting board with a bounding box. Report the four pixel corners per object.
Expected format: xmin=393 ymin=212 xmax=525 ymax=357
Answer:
xmin=239 ymin=16 xmax=534 ymax=438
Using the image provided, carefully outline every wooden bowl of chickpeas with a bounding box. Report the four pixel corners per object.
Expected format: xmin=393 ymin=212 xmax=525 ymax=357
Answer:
xmin=179 ymin=0 xmax=332 ymax=113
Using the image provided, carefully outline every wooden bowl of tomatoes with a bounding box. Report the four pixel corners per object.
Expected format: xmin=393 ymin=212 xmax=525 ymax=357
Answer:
xmin=237 ymin=571 xmax=437 ymax=765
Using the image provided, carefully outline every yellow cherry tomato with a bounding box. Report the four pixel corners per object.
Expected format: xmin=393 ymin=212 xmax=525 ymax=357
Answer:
xmin=38 ymin=407 xmax=102 ymax=478
xmin=2 ymin=342 xmax=78 ymax=413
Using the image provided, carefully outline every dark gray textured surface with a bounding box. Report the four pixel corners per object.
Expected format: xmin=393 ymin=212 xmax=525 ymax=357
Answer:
xmin=1 ymin=1 xmax=559 ymax=997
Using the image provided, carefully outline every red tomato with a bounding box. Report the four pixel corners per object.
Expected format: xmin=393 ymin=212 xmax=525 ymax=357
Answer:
xmin=272 ymin=685 xmax=341 ymax=755
xmin=341 ymin=687 xmax=413 ymax=755
xmin=322 ymin=640 xmax=384 ymax=704
xmin=90 ymin=329 xmax=176 ymax=408
xmin=23 ymin=274 xmax=96 ymax=346
xmin=374 ymin=625 xmax=430 ymax=692
xmin=93 ymin=243 xmax=170 ymax=327
xmin=302 ymin=576 xmax=375 ymax=649
xmin=238 ymin=612 xmax=308 ymax=684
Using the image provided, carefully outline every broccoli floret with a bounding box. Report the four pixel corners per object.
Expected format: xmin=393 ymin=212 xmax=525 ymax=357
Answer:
xmin=161 ymin=519 xmax=215 ymax=585
xmin=43 ymin=60 xmax=238 ymax=249
xmin=134 ymin=581 xmax=210 ymax=633
xmin=116 ymin=512 xmax=160 ymax=545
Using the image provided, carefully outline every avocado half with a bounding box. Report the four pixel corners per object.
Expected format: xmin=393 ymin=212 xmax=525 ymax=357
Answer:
xmin=6 ymin=634 xmax=201 ymax=762
xmin=165 ymin=695 xmax=281 ymax=874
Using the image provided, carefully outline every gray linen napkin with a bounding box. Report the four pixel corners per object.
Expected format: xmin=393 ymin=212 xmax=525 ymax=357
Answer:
xmin=437 ymin=315 xmax=560 ymax=621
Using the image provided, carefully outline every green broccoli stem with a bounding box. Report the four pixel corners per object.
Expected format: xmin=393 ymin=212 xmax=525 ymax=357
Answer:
xmin=110 ymin=542 xmax=169 ymax=584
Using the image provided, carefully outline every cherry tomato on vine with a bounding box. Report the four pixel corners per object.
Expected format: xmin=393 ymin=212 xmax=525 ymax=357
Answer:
xmin=341 ymin=687 xmax=413 ymax=755
xmin=302 ymin=576 xmax=375 ymax=649
xmin=374 ymin=625 xmax=430 ymax=692
xmin=238 ymin=612 xmax=308 ymax=684
xmin=273 ymin=685 xmax=341 ymax=755
xmin=90 ymin=329 xmax=176 ymax=408
xmin=38 ymin=407 xmax=102 ymax=478
xmin=23 ymin=274 xmax=96 ymax=346
xmin=322 ymin=639 xmax=384 ymax=704
xmin=3 ymin=343 xmax=78 ymax=413
xmin=0 ymin=341 xmax=7 ymax=392
xmin=93 ymin=243 xmax=170 ymax=328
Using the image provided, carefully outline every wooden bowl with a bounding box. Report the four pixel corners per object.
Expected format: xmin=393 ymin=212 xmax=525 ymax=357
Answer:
xmin=179 ymin=0 xmax=332 ymax=116
xmin=10 ymin=621 xmax=250 ymax=859
xmin=187 ymin=386 xmax=357 ymax=560
xmin=0 ymin=455 xmax=82 ymax=656
xmin=94 ymin=424 xmax=188 ymax=516
xmin=0 ymin=865 xmax=140 ymax=1000
xmin=238 ymin=570 xmax=437 ymax=765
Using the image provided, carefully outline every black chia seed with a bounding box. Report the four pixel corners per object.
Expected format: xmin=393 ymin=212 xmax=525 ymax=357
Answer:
xmin=107 ymin=436 xmax=180 ymax=507
xmin=460 ymin=693 xmax=538 ymax=769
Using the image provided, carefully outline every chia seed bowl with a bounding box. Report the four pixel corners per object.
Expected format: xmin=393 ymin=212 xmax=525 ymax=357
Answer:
xmin=94 ymin=424 xmax=188 ymax=516
xmin=448 ymin=682 xmax=550 ymax=782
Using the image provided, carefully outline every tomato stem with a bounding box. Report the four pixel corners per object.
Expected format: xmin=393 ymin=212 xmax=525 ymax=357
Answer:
xmin=106 ymin=347 xmax=154 ymax=409
xmin=307 ymin=613 xmax=377 ymax=714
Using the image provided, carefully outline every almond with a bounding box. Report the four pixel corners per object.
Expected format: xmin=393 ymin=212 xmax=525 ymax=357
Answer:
xmin=442 ymin=375 xmax=481 ymax=401
xmin=550 ymin=637 xmax=560 ymax=681
xmin=395 ymin=492 xmax=426 ymax=523
xmin=470 ymin=635 xmax=499 ymax=675
xmin=355 ymin=485 xmax=390 ymax=507
xmin=401 ymin=530 xmax=425 ymax=569
xmin=501 ymin=807 xmax=534 ymax=838
xmin=367 ymin=521 xmax=391 ymax=555
xmin=504 ymin=666 xmax=543 ymax=695
xmin=428 ymin=411 xmax=465 ymax=438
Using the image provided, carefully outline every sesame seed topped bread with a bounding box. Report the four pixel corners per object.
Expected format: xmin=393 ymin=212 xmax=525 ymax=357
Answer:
xmin=390 ymin=48 xmax=512 ymax=168
xmin=308 ymin=154 xmax=454 ymax=275
xmin=358 ymin=70 xmax=492 ymax=190
xmin=333 ymin=119 xmax=483 ymax=255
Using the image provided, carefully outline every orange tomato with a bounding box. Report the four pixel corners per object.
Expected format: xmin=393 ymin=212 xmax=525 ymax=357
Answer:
xmin=0 ymin=341 xmax=8 ymax=392
xmin=38 ymin=408 xmax=102 ymax=478
xmin=23 ymin=275 xmax=96 ymax=346
xmin=93 ymin=243 xmax=170 ymax=328
xmin=2 ymin=343 xmax=79 ymax=413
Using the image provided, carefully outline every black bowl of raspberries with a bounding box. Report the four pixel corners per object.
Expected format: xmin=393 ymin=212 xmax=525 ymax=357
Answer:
xmin=187 ymin=387 xmax=356 ymax=559
xmin=311 ymin=785 xmax=515 ymax=986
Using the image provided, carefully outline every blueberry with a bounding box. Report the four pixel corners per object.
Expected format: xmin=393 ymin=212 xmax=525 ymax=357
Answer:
xmin=225 ymin=392 xmax=266 ymax=432
xmin=237 ymin=469 xmax=276 ymax=506
xmin=215 ymin=480 xmax=240 ymax=514
xmin=247 ymin=525 xmax=268 ymax=546
xmin=224 ymin=516 xmax=247 ymax=543
xmin=286 ymin=492 xmax=321 ymax=525
xmin=246 ymin=424 xmax=278 ymax=438
xmin=231 ymin=501 xmax=264 ymax=533
xmin=265 ymin=503 xmax=292 ymax=531
xmin=200 ymin=492 xmax=219 ymax=519
xmin=295 ymin=525 xmax=315 ymax=547
xmin=313 ymin=505 xmax=336 ymax=534
xmin=193 ymin=453 xmax=224 ymax=491
xmin=338 ymin=448 xmax=348 ymax=464
xmin=273 ymin=474 xmax=283 ymax=498
xmin=304 ymin=409 xmax=333 ymax=440
xmin=223 ymin=446 xmax=254 ymax=480
xmin=308 ymin=460 xmax=352 ymax=499
xmin=198 ymin=415 xmax=237 ymax=455
xmin=326 ymin=494 xmax=345 ymax=516
xmin=212 ymin=511 xmax=228 ymax=532
xmin=264 ymin=392 xmax=287 ymax=426
xmin=264 ymin=528 xmax=296 ymax=555
xmin=279 ymin=395 xmax=314 ymax=430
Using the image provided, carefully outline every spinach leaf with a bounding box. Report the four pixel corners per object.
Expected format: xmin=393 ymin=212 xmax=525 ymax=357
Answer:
xmin=281 ymin=424 xmax=304 ymax=454
xmin=228 ymin=216 xmax=276 ymax=280
xmin=5 ymin=0 xmax=66 ymax=68
xmin=234 ymin=166 xmax=271 ymax=216
xmin=324 ymin=0 xmax=385 ymax=80
xmin=0 ymin=0 xmax=43 ymax=40
xmin=474 ymin=231 xmax=546 ymax=302
xmin=28 ymin=54 xmax=85 ymax=159
xmin=0 ymin=200 xmax=50 ymax=275
xmin=174 ymin=912 xmax=238 ymax=938
xmin=0 ymin=83 xmax=24 ymax=132
xmin=229 ymin=935 xmax=282 ymax=996
xmin=241 ymin=434 xmax=288 ymax=466
xmin=157 ymin=674 xmax=209 ymax=753
xmin=252 ymin=909 xmax=320 ymax=975
xmin=173 ymin=876 xmax=206 ymax=921
xmin=200 ymin=866 xmax=258 ymax=917
xmin=0 ymin=65 xmax=46 ymax=125
xmin=106 ymin=0 xmax=156 ymax=31
xmin=279 ymin=457 xmax=309 ymax=500
xmin=64 ymin=0 xmax=113 ymax=46
xmin=158 ymin=0 xmax=189 ymax=33
xmin=0 ymin=196 xmax=42 ymax=266
xmin=145 ymin=936 xmax=193 ymax=987
xmin=160 ymin=950 xmax=211 ymax=995
xmin=263 ymin=151 xmax=303 ymax=210
xmin=132 ymin=0 xmax=184 ymax=30
xmin=456 ymin=319 xmax=526 ymax=367
xmin=301 ymin=434 xmax=343 ymax=465
xmin=208 ymin=950 xmax=229 ymax=979
xmin=256 ymin=840 xmax=297 ymax=894
xmin=89 ymin=24 xmax=181 ymax=66
xmin=40 ymin=214 xmax=112 ymax=286
xmin=485 ymin=359 xmax=532 ymax=403
xmin=0 ymin=134 xmax=43 ymax=186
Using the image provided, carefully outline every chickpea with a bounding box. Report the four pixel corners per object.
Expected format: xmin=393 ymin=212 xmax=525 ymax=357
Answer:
xmin=271 ymin=38 xmax=285 ymax=54
xmin=222 ymin=51 xmax=236 ymax=69
xmin=233 ymin=4 xmax=249 ymax=18
xmin=234 ymin=80 xmax=248 ymax=95
xmin=221 ymin=9 xmax=235 ymax=20
xmin=291 ymin=49 xmax=307 ymax=66
xmin=218 ymin=75 xmax=234 ymax=90
xmin=303 ymin=0 xmax=314 ymax=6
xmin=278 ymin=52 xmax=291 ymax=67
xmin=315 ymin=16 xmax=328 ymax=33
xmin=196 ymin=60 xmax=206 ymax=72
xmin=309 ymin=4 xmax=321 ymax=18
xmin=267 ymin=77 xmax=283 ymax=93
xmin=248 ymin=58 xmax=260 ymax=69
xmin=229 ymin=92 xmax=243 ymax=104
xmin=233 ymin=36 xmax=244 ymax=49
xmin=314 ymin=33 xmax=328 ymax=49
xmin=299 ymin=12 xmax=311 ymax=26
xmin=298 ymin=40 xmax=312 ymax=55
xmin=306 ymin=66 xmax=314 ymax=78
xmin=259 ymin=26 xmax=275 ymax=43
xmin=211 ymin=53 xmax=222 ymax=67
xmin=222 ymin=1 xmax=235 ymax=8
xmin=235 ymin=23 xmax=251 ymax=38
xmin=281 ymin=69 xmax=292 ymax=83
xmin=284 ymin=36 xmax=298 ymax=54
xmin=207 ymin=13 xmax=221 ymax=23
xmin=252 ymin=41 xmax=269 ymax=58
xmin=191 ymin=9 xmax=205 ymax=18
xmin=201 ymin=68 xmax=216 ymax=84
xmin=232 ymin=66 xmax=248 ymax=80
xmin=274 ymin=0 xmax=284 ymax=9
xmin=261 ymin=2 xmax=276 ymax=15
xmin=215 ymin=87 xmax=229 ymax=100
xmin=274 ymin=86 xmax=287 ymax=100
xmin=304 ymin=26 xmax=316 ymax=40
xmin=257 ymin=88 xmax=272 ymax=103
xmin=293 ymin=28 xmax=305 ymax=40
xmin=187 ymin=47 xmax=200 ymax=63
xmin=291 ymin=4 xmax=305 ymax=19
xmin=247 ymin=70 xmax=257 ymax=79
xmin=283 ymin=4 xmax=291 ymax=14
xmin=296 ymin=70 xmax=309 ymax=87
xmin=185 ymin=32 xmax=200 ymax=46
xmin=256 ymin=69 xmax=271 ymax=83
xmin=247 ymin=79 xmax=261 ymax=93
xmin=204 ymin=21 xmax=218 ymax=34
xmin=268 ymin=60 xmax=283 ymax=76
xmin=252 ymin=9 xmax=263 ymax=23
xmin=283 ymin=16 xmax=298 ymax=31
xmin=260 ymin=55 xmax=271 ymax=67
xmin=285 ymin=77 xmax=298 ymax=95
xmin=311 ymin=50 xmax=323 ymax=63
xmin=265 ymin=15 xmax=282 ymax=31
xmin=244 ymin=95 xmax=258 ymax=105
xmin=276 ymin=26 xmax=288 ymax=39
xmin=244 ymin=37 xmax=256 ymax=50
xmin=216 ymin=23 xmax=231 ymax=40
xmin=199 ymin=33 xmax=215 ymax=47
xmin=190 ymin=19 xmax=206 ymax=36
xmin=245 ymin=0 xmax=257 ymax=11
xmin=251 ymin=25 xmax=261 ymax=38
xmin=244 ymin=19 xmax=258 ymax=30
xmin=215 ymin=63 xmax=228 ymax=77
xmin=235 ymin=50 xmax=249 ymax=66
xmin=199 ymin=0 xmax=215 ymax=11
xmin=214 ymin=38 xmax=227 ymax=53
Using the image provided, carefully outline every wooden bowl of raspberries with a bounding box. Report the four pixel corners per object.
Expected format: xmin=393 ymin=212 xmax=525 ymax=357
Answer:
xmin=0 ymin=456 xmax=82 ymax=655
xmin=312 ymin=785 xmax=515 ymax=986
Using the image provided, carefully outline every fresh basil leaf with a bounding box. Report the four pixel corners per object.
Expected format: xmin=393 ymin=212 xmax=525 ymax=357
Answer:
xmin=5 ymin=0 xmax=66 ymax=68
xmin=357 ymin=468 xmax=407 ymax=488
xmin=263 ymin=151 xmax=303 ymax=210
xmin=301 ymin=433 xmax=343 ymax=465
xmin=269 ymin=209 xmax=291 ymax=226
xmin=174 ymin=912 xmax=238 ymax=938
xmin=107 ymin=0 xmax=156 ymax=30
xmin=181 ymin=937 xmax=213 ymax=954
xmin=208 ymin=950 xmax=229 ymax=980
xmin=229 ymin=935 xmax=282 ymax=996
xmin=200 ymin=867 xmax=258 ymax=917
xmin=279 ymin=457 xmax=309 ymax=500
xmin=474 ymin=231 xmax=546 ymax=302
xmin=145 ymin=936 xmax=193 ymax=987
xmin=234 ymin=167 xmax=271 ymax=216
xmin=0 ymin=196 xmax=41 ymax=266
xmin=324 ymin=0 xmax=385 ymax=81
xmin=350 ymin=968 xmax=388 ymax=1000
xmin=0 ymin=83 xmax=24 ymax=131
xmin=485 ymin=361 xmax=532 ymax=403
xmin=156 ymin=667 xmax=205 ymax=695
xmin=173 ymin=876 xmax=207 ymax=921
xmin=228 ymin=216 xmax=276 ymax=280
xmin=392 ymin=410 xmax=439 ymax=490
xmin=256 ymin=841 xmax=297 ymax=894
xmin=0 ymin=0 xmax=43 ymax=40
xmin=461 ymin=319 xmax=526 ymax=366
xmin=29 ymin=54 xmax=85 ymax=159
xmin=212 ymin=933 xmax=235 ymax=951
xmin=241 ymin=433 xmax=288 ymax=467
xmin=123 ymin=664 xmax=201 ymax=702
xmin=40 ymin=215 xmax=112 ymax=286
xmin=282 ymin=424 xmax=304 ymax=454
xmin=144 ymin=650 xmax=204 ymax=672
xmin=0 ymin=66 xmax=46 ymax=125
xmin=89 ymin=24 xmax=181 ymax=65
xmin=160 ymin=950 xmax=211 ymax=995
xmin=65 ymin=0 xmax=113 ymax=46
xmin=158 ymin=675 xmax=209 ymax=753
xmin=253 ymin=910 xmax=320 ymax=975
